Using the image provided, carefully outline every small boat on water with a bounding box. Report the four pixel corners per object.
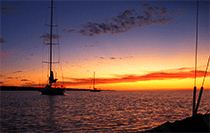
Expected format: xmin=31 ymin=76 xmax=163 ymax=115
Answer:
xmin=90 ymin=72 xmax=101 ymax=92
xmin=90 ymin=89 xmax=101 ymax=92
xmin=41 ymin=71 xmax=65 ymax=95
xmin=40 ymin=0 xmax=65 ymax=95
xmin=41 ymin=85 xmax=64 ymax=95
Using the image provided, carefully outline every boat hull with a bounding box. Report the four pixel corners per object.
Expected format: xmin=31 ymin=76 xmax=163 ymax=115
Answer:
xmin=90 ymin=90 xmax=101 ymax=92
xmin=40 ymin=88 xmax=65 ymax=95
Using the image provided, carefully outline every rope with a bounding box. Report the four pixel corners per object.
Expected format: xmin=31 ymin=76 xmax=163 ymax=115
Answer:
xmin=194 ymin=51 xmax=209 ymax=114
xmin=53 ymin=0 xmax=64 ymax=87
xmin=195 ymin=56 xmax=210 ymax=114
xmin=201 ymin=56 xmax=210 ymax=87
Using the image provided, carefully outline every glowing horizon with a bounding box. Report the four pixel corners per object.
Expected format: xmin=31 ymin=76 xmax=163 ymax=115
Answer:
xmin=1 ymin=1 xmax=209 ymax=90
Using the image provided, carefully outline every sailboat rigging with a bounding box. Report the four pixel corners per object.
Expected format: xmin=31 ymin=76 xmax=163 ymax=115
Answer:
xmin=90 ymin=72 xmax=101 ymax=92
xmin=40 ymin=0 xmax=65 ymax=95
xmin=191 ymin=1 xmax=210 ymax=116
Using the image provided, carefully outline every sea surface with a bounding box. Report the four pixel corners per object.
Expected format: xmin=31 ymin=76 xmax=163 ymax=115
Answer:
xmin=1 ymin=90 xmax=210 ymax=132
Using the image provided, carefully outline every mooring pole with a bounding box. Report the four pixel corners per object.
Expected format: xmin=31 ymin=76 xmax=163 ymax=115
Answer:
xmin=195 ymin=56 xmax=210 ymax=114
xmin=192 ymin=0 xmax=199 ymax=116
xmin=192 ymin=86 xmax=197 ymax=115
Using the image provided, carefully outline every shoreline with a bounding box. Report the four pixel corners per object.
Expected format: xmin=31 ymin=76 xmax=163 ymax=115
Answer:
xmin=0 ymin=86 xmax=115 ymax=92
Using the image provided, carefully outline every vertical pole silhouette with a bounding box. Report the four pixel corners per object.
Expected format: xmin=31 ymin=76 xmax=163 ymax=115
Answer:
xmin=195 ymin=56 xmax=210 ymax=114
xmin=93 ymin=72 xmax=95 ymax=90
xmin=40 ymin=0 xmax=65 ymax=95
xmin=192 ymin=86 xmax=196 ymax=115
xmin=49 ymin=0 xmax=54 ymax=87
xmin=192 ymin=0 xmax=199 ymax=116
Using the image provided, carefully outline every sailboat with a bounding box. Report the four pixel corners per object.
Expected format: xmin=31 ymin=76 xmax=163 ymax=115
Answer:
xmin=90 ymin=72 xmax=101 ymax=92
xmin=40 ymin=0 xmax=65 ymax=95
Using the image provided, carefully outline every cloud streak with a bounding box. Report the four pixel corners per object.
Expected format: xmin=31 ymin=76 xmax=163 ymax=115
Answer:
xmin=21 ymin=79 xmax=30 ymax=82
xmin=13 ymin=70 xmax=23 ymax=74
xmin=98 ymin=56 xmax=133 ymax=60
xmin=65 ymin=3 xmax=173 ymax=36
xmin=61 ymin=68 xmax=209 ymax=86
xmin=40 ymin=33 xmax=59 ymax=44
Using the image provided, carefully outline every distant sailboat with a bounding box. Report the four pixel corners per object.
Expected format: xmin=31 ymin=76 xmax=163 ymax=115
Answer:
xmin=40 ymin=0 xmax=65 ymax=95
xmin=90 ymin=72 xmax=101 ymax=92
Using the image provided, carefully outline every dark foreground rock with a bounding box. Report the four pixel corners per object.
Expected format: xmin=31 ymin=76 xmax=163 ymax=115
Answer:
xmin=142 ymin=113 xmax=210 ymax=133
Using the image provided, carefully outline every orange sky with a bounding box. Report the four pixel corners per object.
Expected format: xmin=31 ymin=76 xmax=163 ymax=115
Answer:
xmin=1 ymin=65 xmax=209 ymax=91
xmin=1 ymin=1 xmax=209 ymax=90
xmin=60 ymin=68 xmax=210 ymax=90
xmin=1 ymin=42 xmax=209 ymax=90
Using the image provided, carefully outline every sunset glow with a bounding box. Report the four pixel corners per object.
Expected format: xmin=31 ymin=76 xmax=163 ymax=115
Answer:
xmin=1 ymin=1 xmax=209 ymax=90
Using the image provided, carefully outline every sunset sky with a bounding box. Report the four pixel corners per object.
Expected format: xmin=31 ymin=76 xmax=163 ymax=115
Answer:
xmin=1 ymin=0 xmax=209 ymax=90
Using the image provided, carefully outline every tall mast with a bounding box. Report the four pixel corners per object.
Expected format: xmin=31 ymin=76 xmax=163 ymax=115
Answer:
xmin=192 ymin=1 xmax=199 ymax=116
xmin=49 ymin=0 xmax=54 ymax=86
xmin=93 ymin=72 xmax=95 ymax=89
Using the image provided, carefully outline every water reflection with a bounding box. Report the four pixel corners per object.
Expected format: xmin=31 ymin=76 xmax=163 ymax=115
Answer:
xmin=45 ymin=96 xmax=63 ymax=132
xmin=47 ymin=96 xmax=55 ymax=131
xmin=1 ymin=91 xmax=210 ymax=132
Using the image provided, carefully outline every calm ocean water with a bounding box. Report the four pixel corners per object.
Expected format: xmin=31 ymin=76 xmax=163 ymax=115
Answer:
xmin=1 ymin=90 xmax=210 ymax=132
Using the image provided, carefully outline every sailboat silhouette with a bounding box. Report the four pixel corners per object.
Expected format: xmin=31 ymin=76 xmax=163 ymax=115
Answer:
xmin=90 ymin=72 xmax=101 ymax=92
xmin=40 ymin=0 xmax=65 ymax=95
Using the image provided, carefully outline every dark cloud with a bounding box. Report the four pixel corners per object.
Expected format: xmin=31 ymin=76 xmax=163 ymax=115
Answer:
xmin=0 ymin=81 xmax=4 ymax=85
xmin=21 ymin=79 xmax=30 ymax=82
xmin=110 ymin=57 xmax=116 ymax=60
xmin=13 ymin=70 xmax=23 ymax=73
xmin=76 ymin=4 xmax=173 ymax=36
xmin=40 ymin=33 xmax=59 ymax=44
xmin=63 ymin=28 xmax=76 ymax=33
xmin=7 ymin=77 xmax=14 ymax=79
xmin=98 ymin=56 xmax=133 ymax=60
xmin=7 ymin=76 xmax=19 ymax=80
